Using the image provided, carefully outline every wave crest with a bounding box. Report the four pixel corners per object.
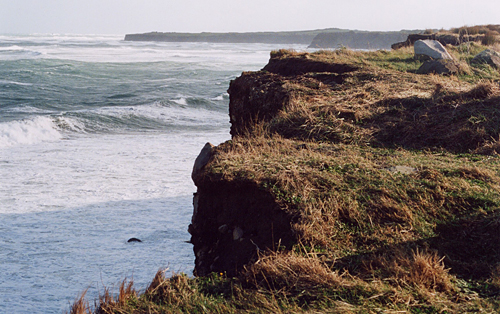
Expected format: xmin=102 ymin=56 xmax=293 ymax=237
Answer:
xmin=0 ymin=116 xmax=62 ymax=148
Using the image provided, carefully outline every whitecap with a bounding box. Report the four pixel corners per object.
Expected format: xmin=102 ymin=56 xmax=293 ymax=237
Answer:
xmin=210 ymin=93 xmax=229 ymax=101
xmin=0 ymin=116 xmax=62 ymax=148
xmin=171 ymin=97 xmax=188 ymax=105
xmin=0 ymin=79 xmax=33 ymax=86
xmin=53 ymin=116 xmax=87 ymax=133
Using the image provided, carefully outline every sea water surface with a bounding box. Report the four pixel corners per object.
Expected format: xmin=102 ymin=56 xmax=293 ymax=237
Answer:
xmin=0 ymin=34 xmax=308 ymax=313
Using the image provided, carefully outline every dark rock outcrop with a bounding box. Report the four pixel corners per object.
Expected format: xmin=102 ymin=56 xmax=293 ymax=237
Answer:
xmin=227 ymin=72 xmax=291 ymax=137
xmin=262 ymin=55 xmax=357 ymax=76
xmin=471 ymin=49 xmax=500 ymax=69
xmin=416 ymin=59 xmax=460 ymax=75
xmin=192 ymin=142 xmax=215 ymax=186
xmin=127 ymin=238 xmax=142 ymax=243
xmin=228 ymin=54 xmax=357 ymax=137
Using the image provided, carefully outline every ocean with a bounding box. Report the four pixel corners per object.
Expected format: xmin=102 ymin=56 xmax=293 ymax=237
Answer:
xmin=0 ymin=34 xmax=308 ymax=313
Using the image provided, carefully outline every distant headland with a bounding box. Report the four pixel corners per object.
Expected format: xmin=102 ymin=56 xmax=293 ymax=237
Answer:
xmin=124 ymin=28 xmax=421 ymax=49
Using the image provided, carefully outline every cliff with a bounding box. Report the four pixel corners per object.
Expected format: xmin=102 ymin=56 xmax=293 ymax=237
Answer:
xmin=308 ymin=31 xmax=410 ymax=49
xmin=72 ymin=41 xmax=500 ymax=313
xmin=124 ymin=29 xmax=421 ymax=49
xmin=124 ymin=29 xmax=345 ymax=45
xmin=186 ymin=45 xmax=500 ymax=311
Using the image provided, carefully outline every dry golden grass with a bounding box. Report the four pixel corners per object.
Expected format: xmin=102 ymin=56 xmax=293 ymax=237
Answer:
xmin=451 ymin=25 xmax=500 ymax=35
xmin=364 ymin=249 xmax=454 ymax=292
xmin=95 ymin=280 xmax=137 ymax=314
xmin=201 ymin=48 xmax=500 ymax=311
xmin=241 ymin=251 xmax=347 ymax=293
xmin=143 ymin=270 xmax=195 ymax=308
xmin=68 ymin=290 xmax=92 ymax=314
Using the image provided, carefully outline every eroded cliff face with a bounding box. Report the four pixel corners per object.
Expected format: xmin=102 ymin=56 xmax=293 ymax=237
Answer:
xmin=189 ymin=51 xmax=361 ymax=277
xmin=189 ymin=177 xmax=295 ymax=277
xmin=227 ymin=53 xmax=356 ymax=137
xmin=227 ymin=72 xmax=290 ymax=137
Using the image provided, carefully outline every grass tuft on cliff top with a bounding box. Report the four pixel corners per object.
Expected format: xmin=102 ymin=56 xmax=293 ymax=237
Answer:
xmin=72 ymin=43 xmax=500 ymax=313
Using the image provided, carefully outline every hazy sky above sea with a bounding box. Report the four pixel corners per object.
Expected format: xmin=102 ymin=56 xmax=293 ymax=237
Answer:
xmin=0 ymin=0 xmax=499 ymax=34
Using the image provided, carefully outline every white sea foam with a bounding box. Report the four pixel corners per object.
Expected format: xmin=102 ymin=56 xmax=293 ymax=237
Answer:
xmin=89 ymin=102 xmax=228 ymax=130
xmin=171 ymin=97 xmax=188 ymax=105
xmin=211 ymin=93 xmax=229 ymax=101
xmin=1 ymin=34 xmax=308 ymax=65
xmin=0 ymin=79 xmax=33 ymax=86
xmin=0 ymin=45 xmax=43 ymax=60
xmin=0 ymin=116 xmax=63 ymax=148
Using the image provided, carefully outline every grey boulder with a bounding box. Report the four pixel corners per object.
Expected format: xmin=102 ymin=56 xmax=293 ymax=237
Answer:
xmin=414 ymin=40 xmax=453 ymax=60
xmin=471 ymin=49 xmax=500 ymax=69
xmin=192 ymin=142 xmax=215 ymax=185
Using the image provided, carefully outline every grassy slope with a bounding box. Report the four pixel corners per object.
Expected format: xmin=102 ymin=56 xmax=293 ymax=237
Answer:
xmin=72 ymin=43 xmax=500 ymax=313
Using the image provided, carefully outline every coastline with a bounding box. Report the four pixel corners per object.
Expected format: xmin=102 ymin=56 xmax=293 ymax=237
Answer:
xmin=124 ymin=28 xmax=417 ymax=49
xmin=72 ymin=33 xmax=500 ymax=313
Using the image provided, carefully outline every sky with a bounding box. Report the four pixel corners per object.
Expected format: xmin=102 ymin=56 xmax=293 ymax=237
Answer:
xmin=0 ymin=0 xmax=499 ymax=35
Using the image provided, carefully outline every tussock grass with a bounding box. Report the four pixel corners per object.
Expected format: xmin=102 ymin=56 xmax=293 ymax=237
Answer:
xmin=95 ymin=280 xmax=137 ymax=313
xmin=363 ymin=248 xmax=454 ymax=292
xmin=241 ymin=251 xmax=347 ymax=293
xmin=68 ymin=290 xmax=91 ymax=314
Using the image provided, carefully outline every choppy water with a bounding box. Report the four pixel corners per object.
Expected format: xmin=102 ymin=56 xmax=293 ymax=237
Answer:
xmin=0 ymin=34 xmax=308 ymax=313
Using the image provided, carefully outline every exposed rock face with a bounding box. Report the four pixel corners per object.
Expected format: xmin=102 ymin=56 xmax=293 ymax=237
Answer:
xmin=189 ymin=179 xmax=296 ymax=277
xmin=192 ymin=142 xmax=215 ymax=186
xmin=227 ymin=72 xmax=290 ymax=137
xmin=471 ymin=49 xmax=500 ymax=69
xmin=416 ymin=59 xmax=460 ymax=75
xmin=414 ymin=40 xmax=453 ymax=60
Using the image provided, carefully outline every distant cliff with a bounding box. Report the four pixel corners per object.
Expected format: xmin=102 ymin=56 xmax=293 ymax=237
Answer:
xmin=124 ymin=29 xmax=346 ymax=45
xmin=309 ymin=31 xmax=411 ymax=49
xmin=124 ymin=29 xmax=420 ymax=49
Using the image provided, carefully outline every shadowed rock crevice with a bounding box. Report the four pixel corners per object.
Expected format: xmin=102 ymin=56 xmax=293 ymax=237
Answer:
xmin=431 ymin=213 xmax=500 ymax=279
xmin=369 ymin=93 xmax=500 ymax=152
xmin=189 ymin=180 xmax=296 ymax=277
xmin=332 ymin=212 xmax=500 ymax=281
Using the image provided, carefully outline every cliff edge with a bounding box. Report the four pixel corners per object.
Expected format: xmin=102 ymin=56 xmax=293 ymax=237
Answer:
xmin=187 ymin=45 xmax=500 ymax=311
xmin=73 ymin=40 xmax=500 ymax=314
